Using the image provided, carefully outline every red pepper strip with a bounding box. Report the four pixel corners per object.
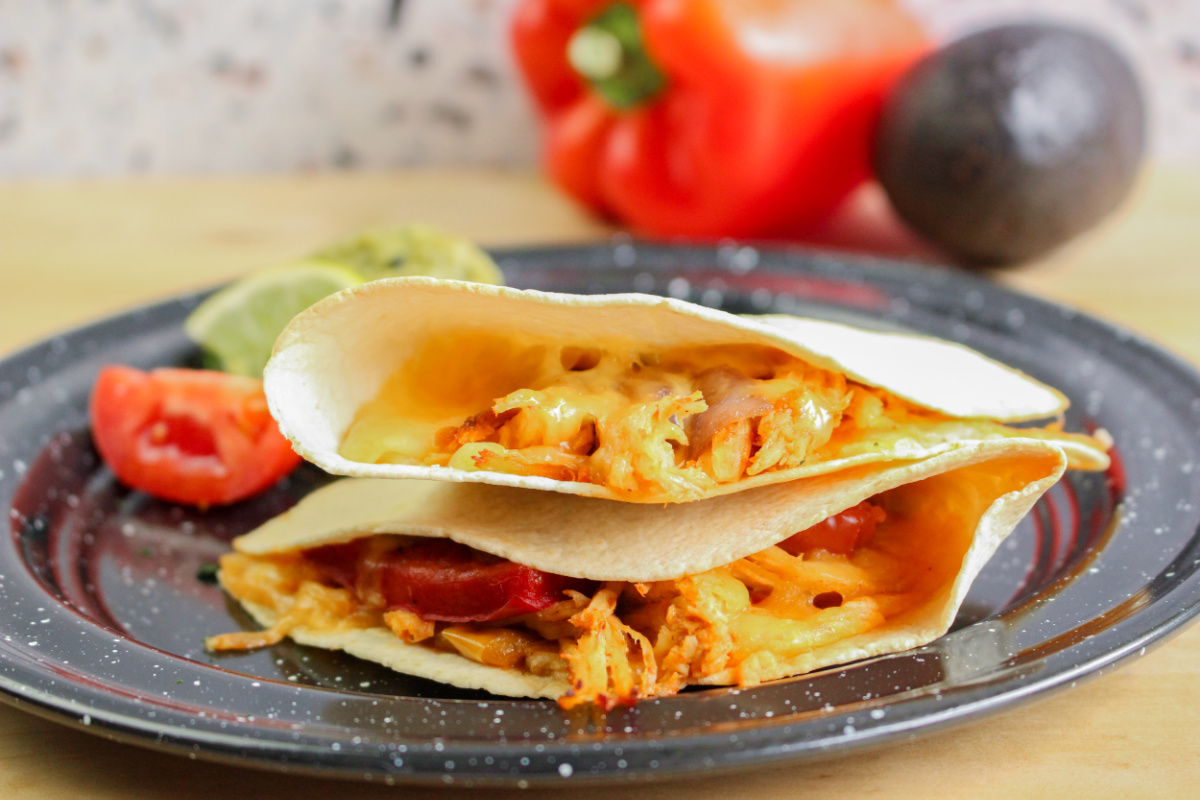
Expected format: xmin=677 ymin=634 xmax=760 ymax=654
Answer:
xmin=777 ymin=500 xmax=886 ymax=556
xmin=512 ymin=0 xmax=928 ymax=238
xmin=306 ymin=540 xmax=596 ymax=623
xmin=305 ymin=542 xmax=362 ymax=593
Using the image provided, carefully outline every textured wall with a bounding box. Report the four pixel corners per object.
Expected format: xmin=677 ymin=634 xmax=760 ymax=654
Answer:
xmin=1 ymin=0 xmax=1197 ymax=176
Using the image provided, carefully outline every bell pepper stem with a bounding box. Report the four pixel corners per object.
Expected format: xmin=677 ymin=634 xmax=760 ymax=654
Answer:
xmin=567 ymin=3 xmax=666 ymax=110
xmin=568 ymin=26 xmax=624 ymax=81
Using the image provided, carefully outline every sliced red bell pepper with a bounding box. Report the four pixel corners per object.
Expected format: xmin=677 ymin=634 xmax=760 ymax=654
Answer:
xmin=306 ymin=539 xmax=597 ymax=622
xmin=777 ymin=500 xmax=886 ymax=556
xmin=512 ymin=0 xmax=928 ymax=239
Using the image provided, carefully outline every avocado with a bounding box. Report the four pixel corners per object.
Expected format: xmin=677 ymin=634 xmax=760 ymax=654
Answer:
xmin=874 ymin=23 xmax=1145 ymax=266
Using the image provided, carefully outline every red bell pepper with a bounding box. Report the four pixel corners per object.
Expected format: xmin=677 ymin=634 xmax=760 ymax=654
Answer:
xmin=512 ymin=0 xmax=928 ymax=239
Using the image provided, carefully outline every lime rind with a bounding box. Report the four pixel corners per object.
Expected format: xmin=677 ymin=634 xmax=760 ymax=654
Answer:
xmin=185 ymin=259 xmax=362 ymax=377
xmin=186 ymin=225 xmax=504 ymax=377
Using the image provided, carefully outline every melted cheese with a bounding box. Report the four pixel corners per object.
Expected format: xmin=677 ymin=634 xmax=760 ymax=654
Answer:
xmin=337 ymin=333 xmax=953 ymax=501
xmin=207 ymin=553 xmax=381 ymax=651
xmin=209 ymin=468 xmax=1002 ymax=706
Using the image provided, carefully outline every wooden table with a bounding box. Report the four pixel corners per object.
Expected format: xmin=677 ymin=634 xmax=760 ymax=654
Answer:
xmin=1 ymin=168 xmax=1197 ymax=798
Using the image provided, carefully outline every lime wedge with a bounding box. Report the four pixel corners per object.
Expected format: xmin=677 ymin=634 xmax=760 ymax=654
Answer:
xmin=314 ymin=224 xmax=504 ymax=285
xmin=185 ymin=259 xmax=361 ymax=377
xmin=186 ymin=226 xmax=502 ymax=378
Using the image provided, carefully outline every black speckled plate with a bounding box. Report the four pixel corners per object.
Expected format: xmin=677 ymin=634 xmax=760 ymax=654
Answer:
xmin=2 ymin=243 xmax=1199 ymax=787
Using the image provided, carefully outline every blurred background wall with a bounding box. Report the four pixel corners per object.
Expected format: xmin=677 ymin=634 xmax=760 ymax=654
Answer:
xmin=1 ymin=0 xmax=1197 ymax=176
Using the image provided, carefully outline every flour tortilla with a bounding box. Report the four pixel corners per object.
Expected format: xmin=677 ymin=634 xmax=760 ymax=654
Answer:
xmin=231 ymin=597 xmax=570 ymax=700
xmin=263 ymin=278 xmax=1103 ymax=502
xmin=224 ymin=438 xmax=1067 ymax=698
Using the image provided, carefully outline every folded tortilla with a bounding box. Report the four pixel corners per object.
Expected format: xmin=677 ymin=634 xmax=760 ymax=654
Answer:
xmin=211 ymin=438 xmax=1067 ymax=704
xmin=263 ymin=278 xmax=1107 ymax=504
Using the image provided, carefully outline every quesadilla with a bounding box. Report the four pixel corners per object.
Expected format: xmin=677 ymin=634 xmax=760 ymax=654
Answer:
xmin=209 ymin=438 xmax=1067 ymax=707
xmin=263 ymin=278 xmax=1107 ymax=504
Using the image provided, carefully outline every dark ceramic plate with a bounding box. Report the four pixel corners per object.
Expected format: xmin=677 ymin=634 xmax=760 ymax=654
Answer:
xmin=2 ymin=243 xmax=1199 ymax=787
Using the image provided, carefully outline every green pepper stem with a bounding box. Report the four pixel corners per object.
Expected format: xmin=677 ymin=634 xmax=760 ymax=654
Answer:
xmin=566 ymin=3 xmax=666 ymax=110
xmin=568 ymin=26 xmax=624 ymax=81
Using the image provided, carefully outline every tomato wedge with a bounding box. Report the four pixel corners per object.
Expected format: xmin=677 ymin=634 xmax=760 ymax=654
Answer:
xmin=307 ymin=539 xmax=595 ymax=622
xmin=778 ymin=501 xmax=886 ymax=556
xmin=89 ymin=366 xmax=301 ymax=506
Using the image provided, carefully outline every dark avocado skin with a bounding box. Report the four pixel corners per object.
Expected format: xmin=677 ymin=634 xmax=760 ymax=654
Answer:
xmin=874 ymin=24 xmax=1146 ymax=266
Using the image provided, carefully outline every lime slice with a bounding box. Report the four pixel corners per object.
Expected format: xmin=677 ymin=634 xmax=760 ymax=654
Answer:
xmin=313 ymin=224 xmax=504 ymax=285
xmin=185 ymin=259 xmax=361 ymax=377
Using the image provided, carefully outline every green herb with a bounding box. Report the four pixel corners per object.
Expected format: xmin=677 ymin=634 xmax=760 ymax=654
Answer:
xmin=196 ymin=563 xmax=220 ymax=583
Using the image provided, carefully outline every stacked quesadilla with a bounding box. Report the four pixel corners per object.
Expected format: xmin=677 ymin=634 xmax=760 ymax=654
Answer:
xmin=208 ymin=278 xmax=1108 ymax=707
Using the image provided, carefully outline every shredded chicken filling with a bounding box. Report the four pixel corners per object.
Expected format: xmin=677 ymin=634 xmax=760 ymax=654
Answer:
xmin=209 ymin=494 xmax=949 ymax=709
xmin=338 ymin=339 xmax=950 ymax=501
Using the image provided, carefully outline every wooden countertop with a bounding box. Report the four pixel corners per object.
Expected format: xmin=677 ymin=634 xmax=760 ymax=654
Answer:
xmin=1 ymin=168 xmax=1198 ymax=798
